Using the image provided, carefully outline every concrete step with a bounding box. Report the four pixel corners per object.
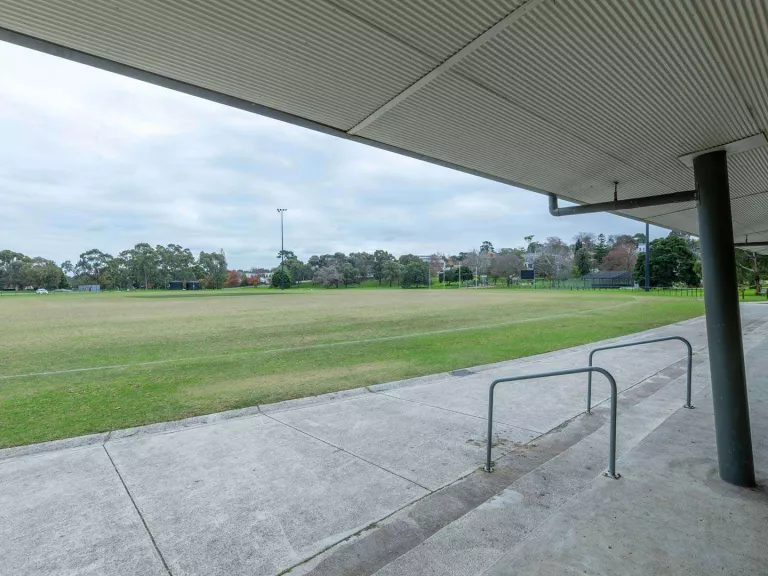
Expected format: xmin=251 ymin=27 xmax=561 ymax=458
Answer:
xmin=289 ymin=353 xmax=700 ymax=576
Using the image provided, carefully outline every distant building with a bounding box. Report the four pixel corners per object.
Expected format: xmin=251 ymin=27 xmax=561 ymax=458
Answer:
xmin=167 ymin=281 xmax=183 ymax=290
xmin=249 ymin=268 xmax=271 ymax=284
xmin=523 ymin=253 xmax=536 ymax=270
xmin=77 ymin=285 xmax=100 ymax=292
xmin=185 ymin=281 xmax=200 ymax=290
xmin=582 ymin=271 xmax=633 ymax=288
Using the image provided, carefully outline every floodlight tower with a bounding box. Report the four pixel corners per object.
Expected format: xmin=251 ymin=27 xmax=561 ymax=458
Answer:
xmin=277 ymin=208 xmax=287 ymax=290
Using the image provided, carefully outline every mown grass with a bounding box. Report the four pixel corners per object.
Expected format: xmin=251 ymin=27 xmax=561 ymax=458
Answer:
xmin=0 ymin=288 xmax=705 ymax=447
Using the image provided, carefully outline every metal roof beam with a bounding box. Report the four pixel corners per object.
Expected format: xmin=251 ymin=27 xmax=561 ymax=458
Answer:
xmin=548 ymin=190 xmax=697 ymax=217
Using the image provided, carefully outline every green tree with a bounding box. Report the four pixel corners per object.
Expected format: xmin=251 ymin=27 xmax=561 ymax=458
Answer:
xmin=372 ymin=250 xmax=396 ymax=285
xmin=442 ymin=265 xmax=474 ymax=284
xmin=124 ymin=243 xmax=159 ymax=289
xmin=198 ymin=250 xmax=228 ymax=289
xmin=398 ymin=254 xmax=424 ymax=266
xmin=383 ymin=260 xmax=402 ymax=287
xmin=480 ymin=240 xmax=495 ymax=254
xmin=735 ymin=250 xmax=768 ymax=294
xmin=633 ymin=235 xmax=700 ymax=287
xmin=75 ymin=248 xmax=113 ymax=288
xmin=0 ymin=250 xmax=31 ymax=289
xmin=22 ymin=257 xmax=63 ymax=290
xmin=104 ymin=255 xmax=131 ymax=290
xmin=348 ymin=252 xmax=373 ymax=282
xmin=341 ymin=263 xmax=358 ymax=287
xmin=270 ymin=268 xmax=291 ymax=289
xmin=574 ymin=247 xmax=592 ymax=276
xmin=283 ymin=258 xmax=307 ymax=283
xmin=60 ymin=260 xmax=74 ymax=276
xmin=593 ymin=234 xmax=609 ymax=264
xmin=401 ymin=261 xmax=429 ymax=288
xmin=524 ymin=235 xmax=536 ymax=253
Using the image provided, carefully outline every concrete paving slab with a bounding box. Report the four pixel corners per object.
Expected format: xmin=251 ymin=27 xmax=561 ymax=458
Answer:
xmin=484 ymin=447 xmax=768 ymax=576
xmin=0 ymin=446 xmax=167 ymax=576
xmin=381 ymin=339 xmax=697 ymax=435
xmin=269 ymin=394 xmax=537 ymax=490
xmin=106 ymin=415 xmax=427 ymax=576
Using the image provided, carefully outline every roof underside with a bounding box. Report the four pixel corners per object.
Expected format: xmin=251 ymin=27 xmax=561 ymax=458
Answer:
xmin=1 ymin=0 xmax=767 ymax=253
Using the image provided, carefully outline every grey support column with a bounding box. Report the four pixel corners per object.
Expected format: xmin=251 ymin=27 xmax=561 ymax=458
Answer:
xmin=645 ymin=222 xmax=650 ymax=291
xmin=694 ymin=150 xmax=755 ymax=487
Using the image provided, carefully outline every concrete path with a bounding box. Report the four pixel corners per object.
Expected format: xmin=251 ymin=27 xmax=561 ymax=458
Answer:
xmin=2 ymin=304 xmax=767 ymax=575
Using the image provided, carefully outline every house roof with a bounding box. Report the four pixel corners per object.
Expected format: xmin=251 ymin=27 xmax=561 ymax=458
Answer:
xmin=1 ymin=1 xmax=766 ymax=253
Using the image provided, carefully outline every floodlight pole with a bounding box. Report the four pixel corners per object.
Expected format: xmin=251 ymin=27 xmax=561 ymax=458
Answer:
xmin=277 ymin=208 xmax=287 ymax=290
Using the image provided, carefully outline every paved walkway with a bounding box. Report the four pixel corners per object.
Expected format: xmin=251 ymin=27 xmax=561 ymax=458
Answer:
xmin=2 ymin=304 xmax=768 ymax=575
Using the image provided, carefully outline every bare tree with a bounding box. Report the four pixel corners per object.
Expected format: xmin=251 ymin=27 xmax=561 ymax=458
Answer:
xmin=534 ymin=237 xmax=572 ymax=280
xmin=573 ymin=232 xmax=596 ymax=250
xmin=601 ymin=243 xmax=638 ymax=272
xmin=490 ymin=252 xmax=523 ymax=286
xmin=429 ymin=253 xmax=445 ymax=277
xmin=313 ymin=265 xmax=341 ymax=288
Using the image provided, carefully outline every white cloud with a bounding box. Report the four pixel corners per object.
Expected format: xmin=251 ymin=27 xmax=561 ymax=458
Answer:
xmin=0 ymin=41 xmax=661 ymax=269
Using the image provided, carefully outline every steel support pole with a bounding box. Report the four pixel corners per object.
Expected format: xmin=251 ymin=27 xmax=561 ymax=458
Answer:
xmin=277 ymin=208 xmax=287 ymax=290
xmin=694 ymin=150 xmax=755 ymax=487
xmin=644 ymin=222 xmax=650 ymax=291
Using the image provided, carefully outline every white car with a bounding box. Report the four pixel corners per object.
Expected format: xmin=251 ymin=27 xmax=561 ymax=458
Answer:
xmin=35 ymin=288 xmax=49 ymax=294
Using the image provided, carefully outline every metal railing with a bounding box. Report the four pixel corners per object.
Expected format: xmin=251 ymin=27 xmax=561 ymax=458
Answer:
xmin=485 ymin=367 xmax=620 ymax=479
xmin=586 ymin=336 xmax=694 ymax=413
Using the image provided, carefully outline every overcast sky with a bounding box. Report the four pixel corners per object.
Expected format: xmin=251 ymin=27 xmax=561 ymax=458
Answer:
xmin=0 ymin=41 xmax=666 ymax=269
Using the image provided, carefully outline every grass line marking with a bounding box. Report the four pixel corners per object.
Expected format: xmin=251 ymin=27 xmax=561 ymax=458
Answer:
xmin=0 ymin=300 xmax=638 ymax=381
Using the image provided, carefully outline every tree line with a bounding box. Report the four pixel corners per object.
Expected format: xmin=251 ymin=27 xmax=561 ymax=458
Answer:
xmin=4 ymin=229 xmax=762 ymax=292
xmin=1 ymin=244 xmax=229 ymax=291
xmin=272 ymin=250 xmax=433 ymax=289
xmin=521 ymin=231 xmax=704 ymax=288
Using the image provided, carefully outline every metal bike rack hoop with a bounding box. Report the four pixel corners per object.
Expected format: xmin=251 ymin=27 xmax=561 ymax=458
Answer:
xmin=485 ymin=366 xmax=620 ymax=479
xmin=586 ymin=336 xmax=694 ymax=413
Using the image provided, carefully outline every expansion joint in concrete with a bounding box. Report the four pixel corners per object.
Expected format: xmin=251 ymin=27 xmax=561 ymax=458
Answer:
xmin=103 ymin=444 xmax=173 ymax=575
xmin=262 ymin=413 xmax=432 ymax=492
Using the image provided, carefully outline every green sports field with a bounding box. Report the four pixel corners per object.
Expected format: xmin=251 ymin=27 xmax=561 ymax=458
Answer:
xmin=0 ymin=288 xmax=705 ymax=448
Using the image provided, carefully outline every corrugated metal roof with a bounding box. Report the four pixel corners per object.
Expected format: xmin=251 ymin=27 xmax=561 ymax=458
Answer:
xmin=0 ymin=0 xmax=437 ymax=129
xmin=329 ymin=0 xmax=523 ymax=61
xmin=0 ymin=0 xmax=767 ymax=253
xmin=454 ymin=0 xmax=758 ymax=194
